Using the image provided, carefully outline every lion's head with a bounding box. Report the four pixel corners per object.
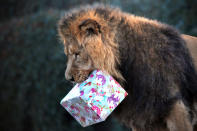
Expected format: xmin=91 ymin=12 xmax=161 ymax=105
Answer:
xmin=58 ymin=7 xmax=124 ymax=83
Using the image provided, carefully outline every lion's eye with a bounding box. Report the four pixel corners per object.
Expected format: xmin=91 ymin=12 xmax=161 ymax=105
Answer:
xmin=76 ymin=52 xmax=80 ymax=56
xmin=75 ymin=52 xmax=80 ymax=59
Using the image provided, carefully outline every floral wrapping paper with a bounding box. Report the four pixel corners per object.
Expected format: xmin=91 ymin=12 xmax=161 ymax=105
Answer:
xmin=60 ymin=70 xmax=128 ymax=127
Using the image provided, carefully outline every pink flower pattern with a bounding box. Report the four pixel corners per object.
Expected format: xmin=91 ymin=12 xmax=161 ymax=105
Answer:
xmin=61 ymin=70 xmax=128 ymax=127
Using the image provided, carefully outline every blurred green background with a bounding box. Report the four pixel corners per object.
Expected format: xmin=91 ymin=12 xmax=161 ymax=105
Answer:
xmin=0 ymin=0 xmax=196 ymax=131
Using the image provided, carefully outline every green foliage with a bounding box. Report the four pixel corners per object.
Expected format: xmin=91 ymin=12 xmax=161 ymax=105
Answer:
xmin=0 ymin=10 xmax=66 ymax=131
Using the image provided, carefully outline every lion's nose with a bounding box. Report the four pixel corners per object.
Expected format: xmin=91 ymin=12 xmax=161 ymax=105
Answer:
xmin=65 ymin=75 xmax=74 ymax=82
xmin=68 ymin=76 xmax=74 ymax=82
xmin=65 ymin=72 xmax=74 ymax=82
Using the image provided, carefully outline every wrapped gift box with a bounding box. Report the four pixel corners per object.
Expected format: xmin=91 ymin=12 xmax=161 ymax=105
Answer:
xmin=60 ymin=70 xmax=128 ymax=127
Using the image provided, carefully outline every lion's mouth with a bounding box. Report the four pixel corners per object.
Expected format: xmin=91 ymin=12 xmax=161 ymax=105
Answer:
xmin=72 ymin=69 xmax=93 ymax=83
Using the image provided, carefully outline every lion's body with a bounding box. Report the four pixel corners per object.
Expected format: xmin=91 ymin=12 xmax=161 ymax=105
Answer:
xmin=58 ymin=5 xmax=197 ymax=131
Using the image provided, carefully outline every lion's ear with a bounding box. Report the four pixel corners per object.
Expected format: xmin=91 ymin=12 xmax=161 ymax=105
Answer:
xmin=79 ymin=19 xmax=101 ymax=35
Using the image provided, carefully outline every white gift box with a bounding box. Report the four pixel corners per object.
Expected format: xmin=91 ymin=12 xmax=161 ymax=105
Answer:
xmin=60 ymin=70 xmax=128 ymax=127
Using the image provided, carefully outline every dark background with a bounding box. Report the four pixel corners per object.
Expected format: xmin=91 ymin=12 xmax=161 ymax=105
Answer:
xmin=0 ymin=0 xmax=196 ymax=131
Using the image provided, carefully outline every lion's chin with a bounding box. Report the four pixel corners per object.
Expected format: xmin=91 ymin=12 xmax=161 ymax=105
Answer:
xmin=73 ymin=72 xmax=90 ymax=83
xmin=73 ymin=76 xmax=89 ymax=84
xmin=74 ymin=79 xmax=85 ymax=84
xmin=72 ymin=69 xmax=93 ymax=84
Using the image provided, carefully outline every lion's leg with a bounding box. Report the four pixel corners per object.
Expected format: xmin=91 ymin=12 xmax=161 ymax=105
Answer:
xmin=166 ymin=100 xmax=193 ymax=131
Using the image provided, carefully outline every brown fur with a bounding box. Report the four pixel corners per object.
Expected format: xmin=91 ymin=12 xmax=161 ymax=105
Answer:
xmin=166 ymin=101 xmax=193 ymax=131
xmin=182 ymin=35 xmax=197 ymax=69
xmin=58 ymin=4 xmax=197 ymax=131
xmin=58 ymin=6 xmax=125 ymax=82
xmin=183 ymin=35 xmax=197 ymax=131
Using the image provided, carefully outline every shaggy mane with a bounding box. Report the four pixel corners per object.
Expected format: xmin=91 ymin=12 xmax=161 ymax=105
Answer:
xmin=58 ymin=4 xmax=125 ymax=82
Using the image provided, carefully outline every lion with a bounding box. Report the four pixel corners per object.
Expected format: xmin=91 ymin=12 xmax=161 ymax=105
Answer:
xmin=58 ymin=4 xmax=197 ymax=131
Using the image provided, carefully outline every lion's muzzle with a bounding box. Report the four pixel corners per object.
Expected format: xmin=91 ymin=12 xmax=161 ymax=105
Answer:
xmin=65 ymin=69 xmax=93 ymax=83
